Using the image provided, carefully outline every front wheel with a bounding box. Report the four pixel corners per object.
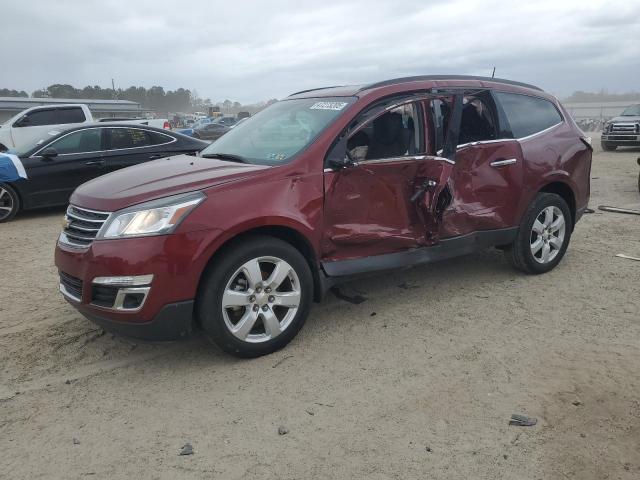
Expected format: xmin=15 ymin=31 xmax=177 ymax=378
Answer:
xmin=601 ymin=142 xmax=617 ymax=151
xmin=0 ymin=183 xmax=20 ymax=223
xmin=504 ymin=193 xmax=572 ymax=274
xmin=197 ymin=235 xmax=313 ymax=358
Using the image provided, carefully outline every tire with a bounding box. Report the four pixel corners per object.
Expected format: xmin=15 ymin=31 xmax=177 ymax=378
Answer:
xmin=504 ymin=193 xmax=572 ymax=274
xmin=0 ymin=183 xmax=20 ymax=223
xmin=601 ymin=142 xmax=617 ymax=151
xmin=197 ymin=235 xmax=313 ymax=358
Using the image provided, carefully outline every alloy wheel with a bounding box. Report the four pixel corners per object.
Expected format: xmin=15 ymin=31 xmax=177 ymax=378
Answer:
xmin=530 ymin=206 xmax=565 ymax=264
xmin=0 ymin=187 xmax=14 ymax=221
xmin=221 ymin=256 xmax=301 ymax=343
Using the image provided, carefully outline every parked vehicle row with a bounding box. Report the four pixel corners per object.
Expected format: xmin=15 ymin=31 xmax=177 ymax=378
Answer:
xmin=0 ymin=124 xmax=207 ymax=222
xmin=0 ymin=103 xmax=170 ymax=152
xmin=176 ymin=115 xmax=240 ymax=140
xmin=53 ymin=75 xmax=592 ymax=358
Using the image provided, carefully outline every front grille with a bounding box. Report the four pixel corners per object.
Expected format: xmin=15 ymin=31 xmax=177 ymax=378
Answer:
xmin=61 ymin=205 xmax=111 ymax=248
xmin=60 ymin=271 xmax=83 ymax=300
xmin=610 ymin=123 xmax=639 ymax=134
xmin=91 ymin=284 xmax=118 ymax=308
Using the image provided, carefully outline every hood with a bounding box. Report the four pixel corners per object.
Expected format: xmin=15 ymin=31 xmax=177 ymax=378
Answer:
xmin=71 ymin=154 xmax=269 ymax=211
xmin=609 ymin=115 xmax=640 ymax=123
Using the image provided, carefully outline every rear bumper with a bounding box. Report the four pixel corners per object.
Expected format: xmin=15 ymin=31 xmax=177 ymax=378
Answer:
xmin=75 ymin=299 xmax=195 ymax=341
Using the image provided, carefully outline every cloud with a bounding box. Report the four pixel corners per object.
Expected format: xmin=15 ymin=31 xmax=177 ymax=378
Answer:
xmin=1 ymin=0 xmax=638 ymax=102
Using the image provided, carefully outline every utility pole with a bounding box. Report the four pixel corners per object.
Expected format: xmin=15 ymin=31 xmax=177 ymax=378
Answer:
xmin=491 ymin=67 xmax=496 ymax=78
xmin=111 ymin=78 xmax=116 ymax=99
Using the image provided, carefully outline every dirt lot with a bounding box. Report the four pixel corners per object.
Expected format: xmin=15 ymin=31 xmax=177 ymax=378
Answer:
xmin=1 ymin=135 xmax=639 ymax=480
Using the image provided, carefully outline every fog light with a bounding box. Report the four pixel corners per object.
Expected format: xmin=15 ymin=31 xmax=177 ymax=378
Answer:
xmin=93 ymin=275 xmax=153 ymax=286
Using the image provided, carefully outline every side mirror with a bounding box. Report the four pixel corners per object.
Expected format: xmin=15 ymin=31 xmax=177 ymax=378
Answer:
xmin=41 ymin=147 xmax=58 ymax=159
xmin=326 ymin=135 xmax=355 ymax=169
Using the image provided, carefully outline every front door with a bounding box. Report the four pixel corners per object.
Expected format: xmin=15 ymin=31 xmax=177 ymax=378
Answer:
xmin=19 ymin=127 xmax=106 ymax=208
xmin=321 ymin=98 xmax=455 ymax=262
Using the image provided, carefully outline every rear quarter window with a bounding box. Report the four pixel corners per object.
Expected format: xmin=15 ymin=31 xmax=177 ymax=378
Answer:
xmin=494 ymin=92 xmax=563 ymax=138
xmin=54 ymin=107 xmax=86 ymax=124
xmin=147 ymin=131 xmax=174 ymax=145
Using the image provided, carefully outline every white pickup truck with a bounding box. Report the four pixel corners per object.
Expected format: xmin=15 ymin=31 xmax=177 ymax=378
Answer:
xmin=0 ymin=104 xmax=170 ymax=151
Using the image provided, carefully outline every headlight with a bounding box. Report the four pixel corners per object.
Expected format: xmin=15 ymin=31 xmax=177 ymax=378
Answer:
xmin=99 ymin=191 xmax=205 ymax=239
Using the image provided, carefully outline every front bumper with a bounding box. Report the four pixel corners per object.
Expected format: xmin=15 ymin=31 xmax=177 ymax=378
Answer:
xmin=55 ymin=228 xmax=222 ymax=340
xmin=77 ymin=300 xmax=195 ymax=341
xmin=601 ymin=134 xmax=640 ymax=146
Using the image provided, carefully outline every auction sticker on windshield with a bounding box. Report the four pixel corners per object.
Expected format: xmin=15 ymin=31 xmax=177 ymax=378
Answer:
xmin=310 ymin=102 xmax=348 ymax=111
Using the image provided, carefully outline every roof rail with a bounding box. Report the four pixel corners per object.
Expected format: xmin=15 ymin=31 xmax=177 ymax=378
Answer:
xmin=359 ymin=75 xmax=543 ymax=92
xmin=288 ymin=85 xmax=347 ymax=97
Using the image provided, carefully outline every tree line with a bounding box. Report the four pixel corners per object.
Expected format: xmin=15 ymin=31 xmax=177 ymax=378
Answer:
xmin=0 ymin=84 xmax=273 ymax=114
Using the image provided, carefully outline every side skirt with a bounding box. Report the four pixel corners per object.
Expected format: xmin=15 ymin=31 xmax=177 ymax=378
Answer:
xmin=320 ymin=227 xmax=518 ymax=279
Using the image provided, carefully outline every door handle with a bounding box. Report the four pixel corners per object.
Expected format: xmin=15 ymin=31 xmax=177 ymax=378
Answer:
xmin=490 ymin=158 xmax=517 ymax=167
xmin=85 ymin=159 xmax=106 ymax=166
xmin=149 ymin=154 xmax=164 ymax=160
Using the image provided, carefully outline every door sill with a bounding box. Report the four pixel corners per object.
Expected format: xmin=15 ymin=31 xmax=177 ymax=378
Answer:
xmin=321 ymin=227 xmax=518 ymax=277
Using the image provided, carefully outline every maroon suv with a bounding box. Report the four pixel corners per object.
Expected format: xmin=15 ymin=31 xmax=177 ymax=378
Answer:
xmin=55 ymin=75 xmax=592 ymax=357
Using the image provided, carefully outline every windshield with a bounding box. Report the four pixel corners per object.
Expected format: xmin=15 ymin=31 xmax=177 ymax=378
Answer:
xmin=621 ymin=104 xmax=640 ymax=116
xmin=200 ymin=97 xmax=355 ymax=165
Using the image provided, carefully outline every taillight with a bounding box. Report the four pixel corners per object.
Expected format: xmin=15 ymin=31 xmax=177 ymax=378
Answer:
xmin=163 ymin=121 xmax=170 ymax=129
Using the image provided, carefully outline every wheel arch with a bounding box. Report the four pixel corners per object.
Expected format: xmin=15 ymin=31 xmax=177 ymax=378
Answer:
xmin=538 ymin=180 xmax=576 ymax=229
xmin=0 ymin=181 xmax=22 ymax=211
xmin=195 ymin=223 xmax=323 ymax=315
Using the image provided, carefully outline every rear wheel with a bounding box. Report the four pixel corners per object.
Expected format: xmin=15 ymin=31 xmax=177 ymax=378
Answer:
xmin=505 ymin=193 xmax=572 ymax=274
xmin=601 ymin=142 xmax=617 ymax=151
xmin=0 ymin=183 xmax=20 ymax=223
xmin=197 ymin=235 xmax=313 ymax=358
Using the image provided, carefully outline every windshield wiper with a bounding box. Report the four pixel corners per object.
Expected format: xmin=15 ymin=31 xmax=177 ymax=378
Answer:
xmin=200 ymin=152 xmax=249 ymax=163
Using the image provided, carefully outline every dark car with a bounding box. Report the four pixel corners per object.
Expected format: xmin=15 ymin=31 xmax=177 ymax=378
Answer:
xmin=0 ymin=123 xmax=208 ymax=222
xmin=192 ymin=122 xmax=231 ymax=141
xmin=55 ymin=75 xmax=592 ymax=358
xmin=601 ymin=104 xmax=640 ymax=151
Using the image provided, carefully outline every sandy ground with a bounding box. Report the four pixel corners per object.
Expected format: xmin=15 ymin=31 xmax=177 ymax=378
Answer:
xmin=1 ymin=135 xmax=639 ymax=479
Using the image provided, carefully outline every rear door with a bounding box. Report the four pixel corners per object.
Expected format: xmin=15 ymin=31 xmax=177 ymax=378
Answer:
xmin=102 ymin=127 xmax=176 ymax=172
xmin=431 ymin=91 xmax=525 ymax=238
xmin=18 ymin=127 xmax=106 ymax=208
xmin=322 ymin=96 xmax=455 ymax=261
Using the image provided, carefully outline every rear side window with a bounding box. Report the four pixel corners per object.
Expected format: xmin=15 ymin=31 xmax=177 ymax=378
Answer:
xmin=49 ymin=129 xmax=102 ymax=154
xmin=495 ymin=92 xmax=562 ymax=138
xmin=54 ymin=107 xmax=86 ymax=124
xmin=107 ymin=128 xmax=153 ymax=149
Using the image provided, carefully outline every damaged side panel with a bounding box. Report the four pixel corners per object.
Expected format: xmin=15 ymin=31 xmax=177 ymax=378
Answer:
xmin=321 ymin=157 xmax=454 ymax=261
xmin=440 ymin=140 xmax=525 ymax=238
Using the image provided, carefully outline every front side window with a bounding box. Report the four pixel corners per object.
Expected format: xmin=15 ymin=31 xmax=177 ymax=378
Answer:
xmin=16 ymin=109 xmax=57 ymax=127
xmin=200 ymin=97 xmax=356 ymax=165
xmin=347 ymin=102 xmax=424 ymax=161
xmin=495 ymin=92 xmax=562 ymax=138
xmin=107 ymin=128 xmax=152 ymax=150
xmin=48 ymin=129 xmax=102 ymax=154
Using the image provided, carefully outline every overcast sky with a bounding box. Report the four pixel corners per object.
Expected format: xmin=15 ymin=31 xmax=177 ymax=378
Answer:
xmin=1 ymin=0 xmax=639 ymax=102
